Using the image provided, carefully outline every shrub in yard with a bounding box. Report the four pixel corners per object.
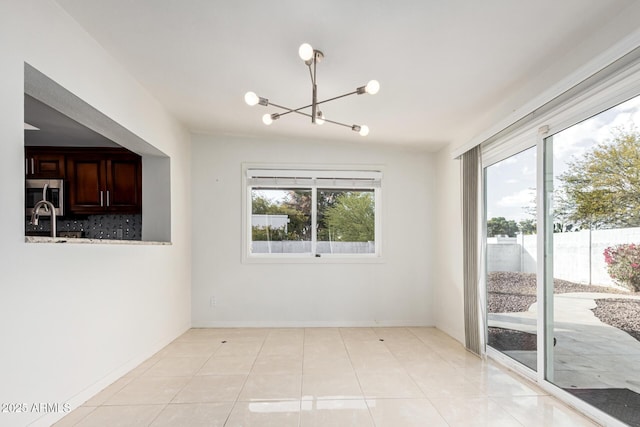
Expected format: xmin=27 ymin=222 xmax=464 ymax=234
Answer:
xmin=604 ymin=243 xmax=640 ymax=291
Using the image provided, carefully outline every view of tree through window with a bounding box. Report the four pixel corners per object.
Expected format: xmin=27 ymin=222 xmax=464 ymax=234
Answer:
xmin=250 ymin=185 xmax=377 ymax=255
xmin=556 ymin=128 xmax=640 ymax=230
xmin=544 ymin=95 xmax=640 ymax=425
xmin=251 ymin=189 xmax=311 ymax=243
xmin=318 ymin=190 xmax=374 ymax=242
xmin=317 ymin=190 xmax=375 ymax=254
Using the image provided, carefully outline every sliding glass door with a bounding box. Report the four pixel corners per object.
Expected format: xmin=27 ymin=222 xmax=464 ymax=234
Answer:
xmin=543 ymin=94 xmax=640 ymax=426
xmin=479 ymin=49 xmax=640 ymax=423
xmin=485 ymin=146 xmax=538 ymax=371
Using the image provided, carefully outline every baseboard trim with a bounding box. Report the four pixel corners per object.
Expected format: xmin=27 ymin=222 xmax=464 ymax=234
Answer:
xmin=191 ymin=320 xmax=435 ymax=328
xmin=33 ymin=320 xmax=191 ymax=427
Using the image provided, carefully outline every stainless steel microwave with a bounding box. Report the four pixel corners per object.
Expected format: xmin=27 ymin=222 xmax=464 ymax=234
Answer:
xmin=25 ymin=179 xmax=64 ymax=217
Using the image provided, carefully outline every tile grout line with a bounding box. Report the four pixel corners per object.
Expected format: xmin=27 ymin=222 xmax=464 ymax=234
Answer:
xmin=61 ymin=405 xmax=96 ymax=427
xmin=163 ymin=338 xmax=224 ymax=407
xmin=339 ymin=327 xmax=378 ymax=425
xmin=401 ymin=327 xmax=448 ymax=398
xmin=193 ymin=335 xmax=227 ymax=376
xmin=373 ymin=328 xmax=434 ymax=408
xmin=144 ymin=403 xmax=168 ymax=427
xmin=486 ymin=396 xmax=527 ymax=427
xmin=403 ymin=327 xmax=457 ymax=427
xmin=145 ymin=335 xmax=227 ymax=426
xmin=222 ymin=329 xmax=270 ymax=426
xmin=367 ymin=326 xmax=386 ymax=427
xmin=298 ymin=327 xmax=306 ymax=427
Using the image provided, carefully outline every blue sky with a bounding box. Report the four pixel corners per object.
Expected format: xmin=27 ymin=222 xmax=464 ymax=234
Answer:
xmin=486 ymin=94 xmax=640 ymax=223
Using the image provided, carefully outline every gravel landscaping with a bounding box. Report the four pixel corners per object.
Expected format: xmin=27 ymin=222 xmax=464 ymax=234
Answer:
xmin=488 ymin=271 xmax=640 ymax=343
xmin=592 ymin=298 xmax=640 ymax=342
xmin=488 ymin=271 xmax=628 ymax=314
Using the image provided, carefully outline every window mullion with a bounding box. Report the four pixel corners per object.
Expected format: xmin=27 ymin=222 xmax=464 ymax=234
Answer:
xmin=311 ymin=186 xmax=318 ymax=256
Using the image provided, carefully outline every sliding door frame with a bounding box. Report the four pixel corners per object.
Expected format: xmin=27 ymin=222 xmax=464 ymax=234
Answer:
xmin=480 ymin=49 xmax=640 ymax=427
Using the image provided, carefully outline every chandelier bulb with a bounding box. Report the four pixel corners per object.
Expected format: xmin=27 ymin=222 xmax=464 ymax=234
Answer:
xmin=298 ymin=43 xmax=314 ymax=62
xmin=359 ymin=125 xmax=370 ymax=136
xmin=244 ymin=91 xmax=259 ymax=106
xmin=262 ymin=113 xmax=273 ymax=125
xmin=365 ymin=80 xmax=380 ymax=95
xmin=316 ymin=111 xmax=325 ymax=125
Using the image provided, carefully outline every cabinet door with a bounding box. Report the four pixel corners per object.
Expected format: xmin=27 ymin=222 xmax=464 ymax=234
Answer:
xmin=25 ymin=150 xmax=65 ymax=178
xmin=106 ymin=157 xmax=141 ymax=213
xmin=67 ymin=157 xmax=105 ymax=214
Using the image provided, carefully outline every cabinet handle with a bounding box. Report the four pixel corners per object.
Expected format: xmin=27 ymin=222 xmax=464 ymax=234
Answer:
xmin=30 ymin=158 xmax=34 ymax=175
xmin=26 ymin=159 xmax=28 ymax=175
xmin=100 ymin=191 xmax=104 ymax=207
xmin=106 ymin=190 xmax=110 ymax=207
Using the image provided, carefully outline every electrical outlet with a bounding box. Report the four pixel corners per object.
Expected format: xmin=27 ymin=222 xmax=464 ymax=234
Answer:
xmin=210 ymin=296 xmax=217 ymax=307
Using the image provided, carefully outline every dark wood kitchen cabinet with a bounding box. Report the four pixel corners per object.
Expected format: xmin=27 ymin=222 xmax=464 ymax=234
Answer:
xmin=66 ymin=149 xmax=142 ymax=214
xmin=24 ymin=148 xmax=65 ymax=178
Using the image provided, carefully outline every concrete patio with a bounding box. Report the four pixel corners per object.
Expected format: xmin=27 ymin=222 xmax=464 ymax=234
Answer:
xmin=489 ymin=292 xmax=640 ymax=392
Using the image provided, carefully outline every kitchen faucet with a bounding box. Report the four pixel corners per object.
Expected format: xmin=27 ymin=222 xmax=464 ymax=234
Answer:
xmin=30 ymin=200 xmax=57 ymax=238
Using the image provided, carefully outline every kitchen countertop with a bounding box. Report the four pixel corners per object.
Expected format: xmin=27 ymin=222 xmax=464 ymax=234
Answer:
xmin=25 ymin=236 xmax=171 ymax=245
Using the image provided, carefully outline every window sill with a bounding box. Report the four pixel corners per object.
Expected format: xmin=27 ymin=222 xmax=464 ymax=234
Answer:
xmin=242 ymin=254 xmax=384 ymax=264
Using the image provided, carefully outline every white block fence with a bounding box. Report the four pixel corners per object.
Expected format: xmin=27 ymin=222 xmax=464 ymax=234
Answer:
xmin=487 ymin=227 xmax=640 ymax=286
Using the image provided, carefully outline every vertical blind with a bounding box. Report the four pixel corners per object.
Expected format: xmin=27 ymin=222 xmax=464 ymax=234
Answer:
xmin=462 ymin=145 xmax=481 ymax=356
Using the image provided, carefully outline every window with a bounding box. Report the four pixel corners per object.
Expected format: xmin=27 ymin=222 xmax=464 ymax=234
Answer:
xmin=243 ymin=167 xmax=382 ymax=260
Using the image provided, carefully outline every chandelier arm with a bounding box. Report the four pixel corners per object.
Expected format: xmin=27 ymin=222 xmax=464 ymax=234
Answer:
xmin=310 ymin=54 xmax=320 ymax=124
xmin=308 ymin=64 xmax=314 ymax=85
xmin=267 ymin=91 xmax=360 ymax=119
xmin=315 ymin=90 xmax=359 ymax=106
xmin=321 ymin=117 xmax=356 ymax=129
xmin=257 ymin=90 xmax=362 ymax=116
xmin=313 ymin=54 xmax=318 ymax=85
xmin=268 ymin=102 xmax=314 ymax=119
xmin=268 ymin=101 xmax=360 ymax=128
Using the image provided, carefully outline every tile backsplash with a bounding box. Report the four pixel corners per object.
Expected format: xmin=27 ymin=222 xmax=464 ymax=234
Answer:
xmin=25 ymin=214 xmax=141 ymax=240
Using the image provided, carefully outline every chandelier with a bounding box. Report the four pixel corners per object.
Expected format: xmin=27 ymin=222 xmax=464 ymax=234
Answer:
xmin=244 ymin=43 xmax=379 ymax=136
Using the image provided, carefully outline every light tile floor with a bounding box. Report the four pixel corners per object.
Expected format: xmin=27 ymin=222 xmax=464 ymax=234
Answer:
xmin=55 ymin=327 xmax=598 ymax=426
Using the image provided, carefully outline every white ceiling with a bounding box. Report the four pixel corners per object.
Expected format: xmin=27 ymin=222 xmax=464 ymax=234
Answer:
xmin=55 ymin=0 xmax=637 ymax=151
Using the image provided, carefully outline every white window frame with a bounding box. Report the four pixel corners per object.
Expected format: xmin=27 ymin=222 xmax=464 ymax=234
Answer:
xmin=242 ymin=163 xmax=383 ymax=263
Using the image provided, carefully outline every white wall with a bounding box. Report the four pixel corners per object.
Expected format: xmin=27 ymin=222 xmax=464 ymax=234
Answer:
xmin=450 ymin=1 xmax=640 ymax=155
xmin=0 ymin=1 xmax=191 ymax=426
xmin=432 ymin=145 xmax=465 ymax=343
xmin=191 ymin=134 xmax=434 ymax=327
